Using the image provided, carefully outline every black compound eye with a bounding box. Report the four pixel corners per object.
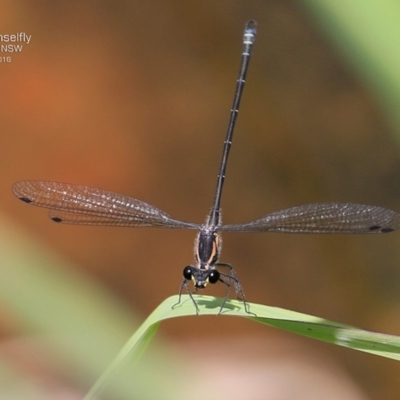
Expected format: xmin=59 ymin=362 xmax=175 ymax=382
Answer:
xmin=208 ymin=270 xmax=220 ymax=284
xmin=183 ymin=266 xmax=194 ymax=280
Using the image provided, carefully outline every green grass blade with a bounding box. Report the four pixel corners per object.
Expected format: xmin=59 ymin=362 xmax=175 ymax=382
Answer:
xmin=300 ymin=0 xmax=400 ymax=136
xmin=0 ymin=217 xmax=184 ymax=399
xmin=86 ymin=294 xmax=400 ymax=398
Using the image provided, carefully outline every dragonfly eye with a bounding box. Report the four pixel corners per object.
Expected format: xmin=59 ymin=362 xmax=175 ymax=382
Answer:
xmin=208 ymin=270 xmax=220 ymax=284
xmin=183 ymin=266 xmax=194 ymax=280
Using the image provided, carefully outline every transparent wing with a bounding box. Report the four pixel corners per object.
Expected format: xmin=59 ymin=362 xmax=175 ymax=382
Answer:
xmin=12 ymin=180 xmax=200 ymax=229
xmin=220 ymin=203 xmax=400 ymax=234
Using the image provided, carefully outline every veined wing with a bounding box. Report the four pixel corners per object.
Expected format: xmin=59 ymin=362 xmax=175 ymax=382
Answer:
xmin=12 ymin=180 xmax=200 ymax=229
xmin=220 ymin=203 xmax=400 ymax=233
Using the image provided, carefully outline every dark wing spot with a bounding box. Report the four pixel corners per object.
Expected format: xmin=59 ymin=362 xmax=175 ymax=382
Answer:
xmin=369 ymin=225 xmax=395 ymax=233
xmin=19 ymin=197 xmax=32 ymax=204
xmin=51 ymin=217 xmax=63 ymax=223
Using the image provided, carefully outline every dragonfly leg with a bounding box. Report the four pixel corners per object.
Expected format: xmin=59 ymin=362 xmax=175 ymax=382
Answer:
xmin=217 ymin=263 xmax=255 ymax=316
xmin=216 ymin=262 xmax=245 ymax=299
xmin=172 ymin=278 xmax=200 ymax=315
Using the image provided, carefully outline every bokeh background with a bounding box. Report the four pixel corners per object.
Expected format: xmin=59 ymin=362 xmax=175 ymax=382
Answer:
xmin=2 ymin=1 xmax=400 ymax=399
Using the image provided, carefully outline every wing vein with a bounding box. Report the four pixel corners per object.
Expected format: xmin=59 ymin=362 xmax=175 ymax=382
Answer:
xmin=221 ymin=203 xmax=400 ymax=234
xmin=12 ymin=180 xmax=199 ymax=229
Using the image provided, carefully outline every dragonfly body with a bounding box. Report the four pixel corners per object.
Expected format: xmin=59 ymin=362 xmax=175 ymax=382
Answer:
xmin=196 ymin=228 xmax=220 ymax=271
xmin=12 ymin=21 xmax=400 ymax=314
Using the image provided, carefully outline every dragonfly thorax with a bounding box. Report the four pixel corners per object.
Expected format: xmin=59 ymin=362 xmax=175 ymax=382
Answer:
xmin=195 ymin=228 xmax=221 ymax=269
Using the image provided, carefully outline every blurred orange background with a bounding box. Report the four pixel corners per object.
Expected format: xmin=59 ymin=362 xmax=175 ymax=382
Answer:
xmin=2 ymin=1 xmax=400 ymax=399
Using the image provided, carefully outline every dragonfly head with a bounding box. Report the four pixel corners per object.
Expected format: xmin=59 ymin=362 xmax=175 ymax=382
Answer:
xmin=183 ymin=266 xmax=220 ymax=289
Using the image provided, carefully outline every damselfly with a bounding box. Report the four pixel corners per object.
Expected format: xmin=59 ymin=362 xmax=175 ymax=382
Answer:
xmin=12 ymin=21 xmax=400 ymax=314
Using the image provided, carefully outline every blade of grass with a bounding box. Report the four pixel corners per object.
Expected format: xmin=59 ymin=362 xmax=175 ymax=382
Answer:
xmin=0 ymin=217 xmax=185 ymax=399
xmin=300 ymin=0 xmax=400 ymax=138
xmin=85 ymin=294 xmax=400 ymax=398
